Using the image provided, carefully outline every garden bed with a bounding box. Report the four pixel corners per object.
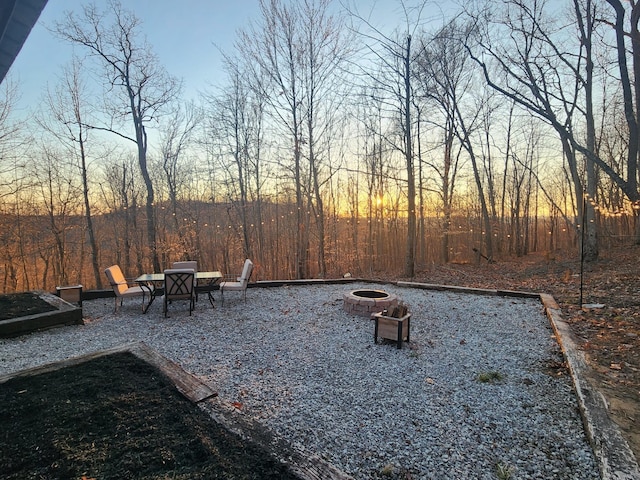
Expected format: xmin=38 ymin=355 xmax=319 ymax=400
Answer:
xmin=0 ymin=292 xmax=82 ymax=337
xmin=0 ymin=344 xmax=349 ymax=480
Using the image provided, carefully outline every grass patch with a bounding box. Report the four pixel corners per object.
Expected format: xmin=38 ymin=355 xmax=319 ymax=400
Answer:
xmin=476 ymin=371 xmax=504 ymax=383
xmin=495 ymin=461 xmax=515 ymax=479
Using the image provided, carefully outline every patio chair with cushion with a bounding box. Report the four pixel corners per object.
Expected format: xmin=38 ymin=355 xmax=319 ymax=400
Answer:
xmin=171 ymin=260 xmax=197 ymax=271
xmin=172 ymin=261 xmax=198 ymax=301
xmin=163 ymin=268 xmax=196 ymax=317
xmin=104 ymin=265 xmax=150 ymax=312
xmin=220 ymin=259 xmax=253 ymax=306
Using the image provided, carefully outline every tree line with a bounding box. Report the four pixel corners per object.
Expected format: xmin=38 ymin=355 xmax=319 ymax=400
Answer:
xmin=0 ymin=0 xmax=638 ymax=293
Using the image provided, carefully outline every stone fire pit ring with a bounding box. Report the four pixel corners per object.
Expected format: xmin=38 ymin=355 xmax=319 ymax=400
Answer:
xmin=343 ymin=289 xmax=398 ymax=317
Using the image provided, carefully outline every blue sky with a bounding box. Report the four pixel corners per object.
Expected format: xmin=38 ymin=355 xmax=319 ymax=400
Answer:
xmin=8 ymin=0 xmax=447 ymax=115
xmin=9 ymin=1 xmax=265 ymax=111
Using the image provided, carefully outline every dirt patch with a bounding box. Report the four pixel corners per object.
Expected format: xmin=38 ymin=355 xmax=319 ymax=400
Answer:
xmin=412 ymin=245 xmax=640 ymax=463
xmin=564 ymin=303 xmax=640 ymax=460
xmin=0 ymin=292 xmax=57 ymax=320
xmin=0 ymin=352 xmax=302 ymax=480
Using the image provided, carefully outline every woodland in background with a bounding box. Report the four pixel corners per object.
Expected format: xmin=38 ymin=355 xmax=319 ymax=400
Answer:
xmin=0 ymin=201 xmax=636 ymax=292
xmin=2 ymin=0 xmax=640 ymax=293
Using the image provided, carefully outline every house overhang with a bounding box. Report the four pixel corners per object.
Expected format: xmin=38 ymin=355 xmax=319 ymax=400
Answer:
xmin=0 ymin=0 xmax=48 ymax=84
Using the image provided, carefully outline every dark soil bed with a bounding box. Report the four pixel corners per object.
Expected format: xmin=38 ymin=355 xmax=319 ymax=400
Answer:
xmin=0 ymin=292 xmax=57 ymax=321
xmin=0 ymin=352 xmax=301 ymax=480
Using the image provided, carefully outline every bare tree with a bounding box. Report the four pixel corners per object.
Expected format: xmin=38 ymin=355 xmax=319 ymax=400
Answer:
xmin=38 ymin=58 xmax=103 ymax=288
xmin=414 ymin=20 xmax=469 ymax=262
xmin=158 ymin=101 xmax=199 ymax=260
xmin=205 ymin=60 xmax=260 ymax=261
xmin=348 ymin=1 xmax=430 ymax=277
xmin=401 ymin=34 xmax=417 ymax=276
xmin=506 ymin=123 xmax=540 ymax=256
xmin=236 ymin=0 xmax=307 ymax=278
xmin=0 ymin=79 xmax=25 ymax=196
xmin=236 ymin=0 xmax=351 ymax=279
xmin=604 ymin=0 xmax=640 ymax=240
xmin=298 ymin=0 xmax=352 ymax=277
xmin=99 ymin=155 xmax=143 ymax=274
xmin=358 ymin=88 xmax=391 ymax=272
xmin=31 ymin=147 xmax=83 ymax=286
xmin=0 ymin=79 xmax=28 ymax=291
xmin=464 ymin=0 xmax=639 ymax=259
xmin=577 ymin=0 xmax=599 ymax=259
xmin=54 ymin=0 xmax=181 ymax=272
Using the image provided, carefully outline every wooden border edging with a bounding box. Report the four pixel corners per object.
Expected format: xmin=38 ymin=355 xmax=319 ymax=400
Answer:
xmin=0 ymin=342 xmax=352 ymax=480
xmin=539 ymin=294 xmax=640 ymax=480
xmin=129 ymin=343 xmax=217 ymax=403
xmin=254 ymin=278 xmax=361 ymax=288
xmin=394 ymin=280 xmax=639 ymax=480
xmin=0 ymin=343 xmax=142 ymax=385
xmin=0 ymin=342 xmax=216 ymax=404
xmin=395 ymin=280 xmax=541 ymax=298
xmin=134 ymin=344 xmax=353 ymax=480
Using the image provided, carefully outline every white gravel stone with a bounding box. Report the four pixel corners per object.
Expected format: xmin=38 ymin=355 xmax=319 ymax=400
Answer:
xmin=0 ymin=282 xmax=600 ymax=479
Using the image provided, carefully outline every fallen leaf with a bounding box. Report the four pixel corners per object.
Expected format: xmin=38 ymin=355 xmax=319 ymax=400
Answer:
xmin=231 ymin=401 xmax=243 ymax=410
xmin=610 ymin=363 xmax=622 ymax=370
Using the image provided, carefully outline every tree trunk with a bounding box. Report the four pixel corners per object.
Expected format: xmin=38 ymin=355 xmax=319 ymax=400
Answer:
xmin=404 ymin=36 xmax=416 ymax=278
xmin=132 ymin=108 xmax=159 ymax=273
xmin=78 ymin=133 xmax=102 ymax=288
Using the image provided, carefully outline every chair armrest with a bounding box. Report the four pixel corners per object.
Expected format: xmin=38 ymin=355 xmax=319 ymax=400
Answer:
xmin=137 ymin=283 xmax=155 ymax=293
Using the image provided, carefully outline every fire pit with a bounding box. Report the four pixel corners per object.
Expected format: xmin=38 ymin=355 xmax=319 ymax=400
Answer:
xmin=343 ymin=289 xmax=398 ymax=316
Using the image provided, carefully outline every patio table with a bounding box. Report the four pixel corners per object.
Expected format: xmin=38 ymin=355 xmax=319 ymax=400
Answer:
xmin=135 ymin=271 xmax=222 ymax=313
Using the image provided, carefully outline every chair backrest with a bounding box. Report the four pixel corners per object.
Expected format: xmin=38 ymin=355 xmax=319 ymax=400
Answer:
xmin=104 ymin=265 xmax=128 ymax=296
xmin=239 ymin=259 xmax=253 ymax=285
xmin=172 ymin=261 xmax=197 ymax=272
xmin=164 ymin=269 xmax=195 ymax=299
